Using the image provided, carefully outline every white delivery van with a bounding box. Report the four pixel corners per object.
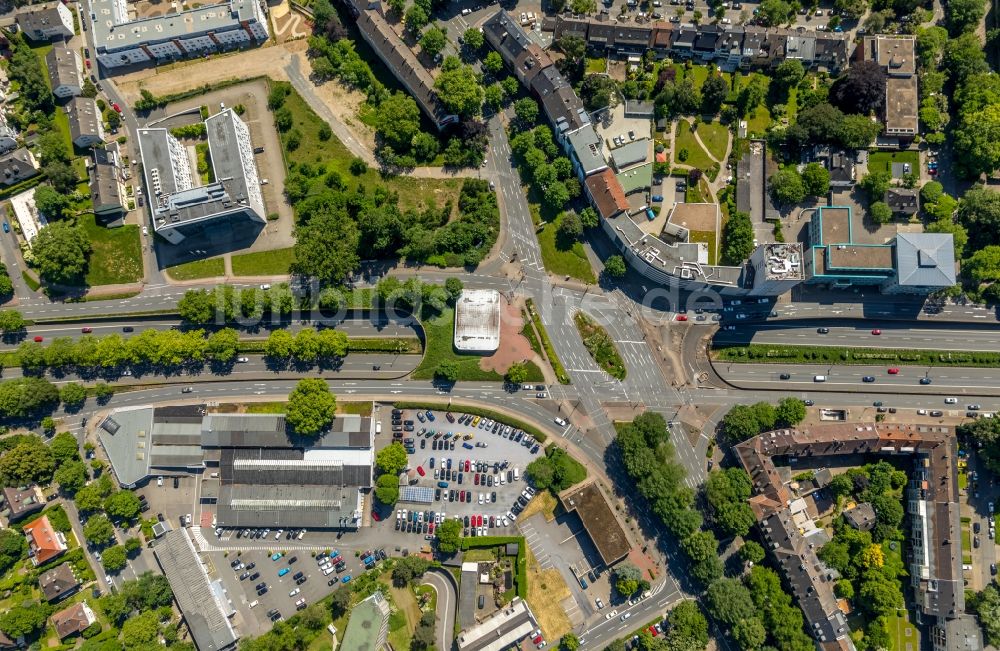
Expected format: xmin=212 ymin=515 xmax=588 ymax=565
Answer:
xmin=814 ymin=375 xmax=826 ymax=382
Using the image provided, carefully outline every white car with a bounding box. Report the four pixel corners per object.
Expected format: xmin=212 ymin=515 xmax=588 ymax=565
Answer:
xmin=322 ymin=567 xmax=335 ymax=576
xmin=606 ymin=610 xmax=618 ymax=620
xmin=397 ymin=510 xmax=402 ymax=520
xmin=289 ymin=588 xmax=301 ymax=597
xmin=157 ymin=476 xmax=163 ymax=487
xmin=502 ymin=516 xmax=510 ymax=526
xmin=620 ymin=613 xmax=631 ymax=622
xmin=142 ymin=226 xmax=148 ymax=236
xmin=461 ymin=7 xmax=471 ymax=14
xmin=260 ymin=284 xmax=271 ymax=290
xmin=554 ymin=417 xmax=567 ymax=427
xmin=248 ymin=600 xmax=259 ymax=608
xmin=236 ymin=357 xmax=249 ymax=363
xmin=918 ymin=409 xmax=928 ymax=415
xmin=274 ymin=529 xmax=283 ymax=540
xmin=945 ymin=397 xmax=958 ymax=404
xmin=478 ymin=493 xmax=485 ymax=504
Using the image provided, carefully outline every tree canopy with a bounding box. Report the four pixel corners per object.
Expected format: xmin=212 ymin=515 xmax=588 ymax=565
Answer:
xmin=376 ymin=442 xmax=408 ymax=476
xmin=31 ymin=222 xmax=91 ymax=287
xmin=285 ymin=379 xmax=337 ymax=436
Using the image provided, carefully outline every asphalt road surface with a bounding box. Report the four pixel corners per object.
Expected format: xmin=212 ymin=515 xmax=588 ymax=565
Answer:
xmin=714 ymin=321 xmax=1000 ymax=352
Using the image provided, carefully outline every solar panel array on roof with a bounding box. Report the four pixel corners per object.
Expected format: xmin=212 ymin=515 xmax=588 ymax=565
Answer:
xmin=400 ymin=486 xmax=435 ymax=504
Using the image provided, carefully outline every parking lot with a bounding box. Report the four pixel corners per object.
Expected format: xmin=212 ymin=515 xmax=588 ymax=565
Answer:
xmin=377 ymin=407 xmax=544 ymax=538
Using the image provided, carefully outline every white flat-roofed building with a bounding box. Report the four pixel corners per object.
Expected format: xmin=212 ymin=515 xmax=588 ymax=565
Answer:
xmin=454 ymin=289 xmax=501 ymax=353
xmin=9 ymin=186 xmax=47 ymax=246
xmin=457 ymin=598 xmax=539 ymax=651
xmin=138 ymin=108 xmax=265 ymax=245
xmin=90 ymin=0 xmax=268 ymax=70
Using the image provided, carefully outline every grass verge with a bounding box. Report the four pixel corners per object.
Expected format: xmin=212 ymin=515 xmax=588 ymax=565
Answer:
xmin=81 ymin=215 xmax=143 ymax=285
xmin=411 ymin=307 xmax=503 ymax=381
xmin=536 ymin=214 xmax=597 ymax=283
xmin=21 ymin=271 xmax=41 ymax=291
xmin=166 ymin=257 xmax=225 ymax=281
xmin=231 ymin=247 xmax=296 ymax=276
xmin=574 ymin=311 xmax=627 ymax=380
xmin=520 ymin=310 xmax=544 ymax=357
xmin=713 ymin=343 xmax=1000 ymax=368
xmin=868 ymin=150 xmax=919 ymax=176
xmin=526 ymin=299 xmax=570 ymax=385
xmin=393 ymin=401 xmax=548 ymax=443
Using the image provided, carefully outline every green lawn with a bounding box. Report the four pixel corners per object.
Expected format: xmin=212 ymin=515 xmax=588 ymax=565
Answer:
xmin=586 ymin=57 xmax=606 ymax=74
xmin=868 ymin=151 xmax=919 ymax=176
xmin=745 ymin=105 xmax=772 ymax=136
xmin=273 ymin=81 xmax=462 ymax=216
xmin=886 ymin=611 xmax=920 ymax=651
xmin=696 ymin=121 xmax=730 ymax=162
xmin=166 ymin=257 xmax=225 ymax=281
xmin=686 ymin=64 xmax=710 ymax=92
xmin=231 ymin=247 xmax=296 ymax=276
xmin=81 ymin=215 xmax=143 ymax=285
xmin=536 ymin=215 xmax=597 ymax=284
xmin=689 ymin=229 xmax=718 ymax=265
xmin=674 ymin=121 xmax=715 ymax=171
xmin=411 ymin=307 xmax=503 ymax=381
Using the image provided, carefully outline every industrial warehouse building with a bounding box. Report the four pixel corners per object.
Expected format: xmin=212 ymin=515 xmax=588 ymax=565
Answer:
xmin=98 ymin=405 xmax=374 ymax=529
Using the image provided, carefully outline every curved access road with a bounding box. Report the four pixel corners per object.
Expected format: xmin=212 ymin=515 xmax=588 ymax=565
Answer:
xmin=421 ymin=568 xmax=458 ymax=651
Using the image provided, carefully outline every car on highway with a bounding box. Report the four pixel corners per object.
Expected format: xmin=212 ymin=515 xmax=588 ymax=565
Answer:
xmin=606 ymin=610 xmax=618 ymax=620
xmin=779 ymin=373 xmax=790 ymax=380
xmin=945 ymin=398 xmax=958 ymax=404
xmin=237 ymin=357 xmax=249 ymax=363
xmin=817 ymin=327 xmax=829 ymax=334
xmin=871 ymin=329 xmax=881 ymax=335
xmin=33 ymin=336 xmax=43 ymax=342
xmin=887 ymin=368 xmax=899 ymax=374
xmin=81 ymin=327 xmax=93 ymax=333
xmin=920 ymin=377 xmax=932 ymax=384
xmin=863 ymin=376 xmax=875 ymax=382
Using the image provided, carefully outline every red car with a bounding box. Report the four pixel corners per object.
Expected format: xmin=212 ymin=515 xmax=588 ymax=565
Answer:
xmin=81 ymin=327 xmax=93 ymax=333
xmin=477 ymin=514 xmax=483 ymax=527
xmin=533 ymin=636 xmax=543 ymax=645
xmin=371 ymin=511 xmax=381 ymax=521
xmin=416 ymin=466 xmax=425 ymax=477
xmin=474 ymin=473 xmax=480 ymax=485
xmin=649 ymin=626 xmax=658 ymax=637
xmin=464 ymin=460 xmax=470 ymax=472
xmin=33 ymin=335 xmax=43 ymax=342
xmin=112 ymin=102 xmax=122 ymax=113
xmin=871 ymin=328 xmax=882 ymax=335
xmin=888 ymin=368 xmax=900 ymax=374
xmin=85 ymin=59 xmax=91 ymax=68
xmin=460 ymin=490 xmax=466 ymax=502
xmin=676 ymin=314 xmax=688 ymax=321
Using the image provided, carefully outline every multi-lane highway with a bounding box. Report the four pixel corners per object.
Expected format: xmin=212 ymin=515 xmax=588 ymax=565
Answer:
xmin=716 ymin=362 xmax=1000 ymax=396
xmin=714 ymin=321 xmax=1000 ymax=352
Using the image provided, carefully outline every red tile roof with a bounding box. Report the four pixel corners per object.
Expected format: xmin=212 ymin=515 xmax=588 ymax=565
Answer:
xmin=584 ymin=169 xmax=628 ymax=220
xmin=24 ymin=515 xmax=67 ymax=566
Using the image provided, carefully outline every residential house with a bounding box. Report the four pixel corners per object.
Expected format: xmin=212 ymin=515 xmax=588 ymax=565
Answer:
xmin=530 ymin=65 xmax=590 ymax=146
xmin=1 ymin=484 xmax=45 ymax=522
xmin=885 ymin=187 xmax=918 ymax=216
xmin=566 ymin=125 xmax=608 ymax=181
xmin=0 ymin=114 xmax=18 ymax=154
xmin=870 ymin=35 xmax=918 ymax=142
xmin=813 ymin=33 xmax=850 ymax=73
xmin=584 ymin=169 xmax=629 ymax=220
xmin=785 ymin=33 xmax=816 ymax=66
xmin=38 ymin=562 xmax=80 ymax=602
xmin=45 ymin=47 xmax=82 ymax=99
xmin=89 ymin=146 xmax=127 ymax=218
xmin=67 ymin=97 xmax=104 ymax=148
xmin=51 ymin=602 xmax=97 ymax=640
xmin=808 ymin=146 xmax=855 ymax=187
xmin=24 ymin=515 xmax=68 ymax=566
xmin=482 ymin=11 xmax=554 ymax=86
xmin=0 ymin=148 xmax=39 ymax=187
xmin=842 ymin=502 xmax=876 ymax=531
xmin=692 ymin=24 xmax=722 ymax=62
xmin=15 ymin=2 xmax=74 ymax=41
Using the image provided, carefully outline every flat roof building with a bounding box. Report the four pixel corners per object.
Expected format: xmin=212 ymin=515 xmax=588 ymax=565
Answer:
xmin=153 ymin=529 xmax=238 ymax=651
xmin=559 ymin=481 xmax=631 ymax=566
xmin=454 ymin=289 xmax=501 ymax=353
xmin=457 ymin=598 xmax=539 ymax=651
xmin=15 ymin=2 xmax=74 ymax=41
xmin=138 ymin=108 xmax=265 ymax=245
xmin=67 ymin=97 xmax=105 ymax=148
xmin=89 ymin=0 xmax=268 ymax=69
xmin=45 ymin=47 xmax=82 ymax=99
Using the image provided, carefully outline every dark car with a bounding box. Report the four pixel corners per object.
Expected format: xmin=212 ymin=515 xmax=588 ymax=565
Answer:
xmin=123 ymin=326 xmax=134 ymax=332
xmin=920 ymin=377 xmax=933 ymax=385
xmin=329 ymin=579 xmax=338 ymax=586
xmin=779 ymin=373 xmax=790 ymax=380
xmin=863 ymin=376 xmax=875 ymax=383
xmin=246 ymin=562 xmax=256 ymax=570
xmin=257 ymin=587 xmax=268 ymax=596
xmin=173 ymin=477 xmax=180 ymax=488
xmin=293 ymin=571 xmax=304 ymax=580
xmin=296 ymin=576 xmax=307 ymax=585
xmin=287 ymin=556 xmax=298 ymax=564
xmin=255 ymin=582 xmax=267 ymax=591
xmin=817 ymin=327 xmax=830 ymax=334
xmin=930 ymin=410 xmax=944 ymax=417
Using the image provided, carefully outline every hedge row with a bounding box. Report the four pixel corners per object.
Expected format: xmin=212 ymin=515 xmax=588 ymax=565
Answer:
xmin=713 ymin=343 xmax=1000 ymax=368
xmin=393 ymin=401 xmax=548 ymax=443
xmin=459 ymin=535 xmax=528 ymax=600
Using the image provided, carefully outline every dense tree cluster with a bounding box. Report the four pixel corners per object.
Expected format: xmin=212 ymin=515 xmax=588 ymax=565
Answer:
xmin=16 ymin=327 xmax=243 ymax=374
xmin=721 ymin=398 xmax=806 ymax=442
xmin=616 ymin=413 xmax=721 ymax=585
xmin=960 ymin=417 xmax=1000 ymax=474
xmin=524 ymin=446 xmax=587 ymax=492
xmin=0 ymin=377 xmax=60 ymax=420
xmin=510 ymin=121 xmax=580 ymax=213
xmin=704 ymin=468 xmax=755 ymax=538
xmin=720 ymin=211 xmax=754 ymax=265
xmin=970 ymin=584 xmax=1000 ymax=647
xmin=285 ymin=379 xmax=337 ymax=436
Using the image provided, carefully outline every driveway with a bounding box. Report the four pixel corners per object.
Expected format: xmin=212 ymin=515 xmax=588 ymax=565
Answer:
xmin=422 ymin=568 xmax=457 ymax=651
